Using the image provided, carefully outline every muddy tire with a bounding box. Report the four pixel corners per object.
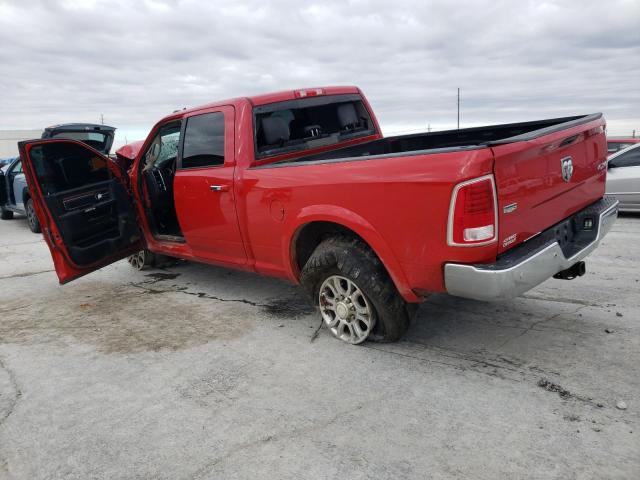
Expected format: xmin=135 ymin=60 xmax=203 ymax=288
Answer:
xmin=127 ymin=249 xmax=156 ymax=270
xmin=300 ymin=236 xmax=413 ymax=344
xmin=25 ymin=198 xmax=41 ymax=233
xmin=1 ymin=208 xmax=13 ymax=220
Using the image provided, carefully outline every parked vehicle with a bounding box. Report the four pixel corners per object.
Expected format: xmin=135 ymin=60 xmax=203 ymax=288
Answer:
xmin=607 ymin=137 xmax=639 ymax=155
xmin=0 ymin=157 xmax=41 ymax=231
xmin=41 ymin=123 xmax=116 ymax=155
xmin=1 ymin=124 xmax=115 ymax=232
xmin=606 ymin=142 xmax=640 ymax=212
xmin=0 ymin=157 xmax=16 ymax=167
xmin=18 ymin=86 xmax=617 ymax=344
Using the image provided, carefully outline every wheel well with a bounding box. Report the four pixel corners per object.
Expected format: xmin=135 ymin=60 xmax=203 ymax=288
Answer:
xmin=293 ymin=221 xmax=371 ymax=273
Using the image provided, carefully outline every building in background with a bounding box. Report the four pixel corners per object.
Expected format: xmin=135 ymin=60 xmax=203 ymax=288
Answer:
xmin=0 ymin=130 xmax=41 ymax=158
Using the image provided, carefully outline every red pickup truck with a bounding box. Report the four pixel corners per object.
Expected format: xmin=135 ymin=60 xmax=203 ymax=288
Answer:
xmin=19 ymin=86 xmax=618 ymax=344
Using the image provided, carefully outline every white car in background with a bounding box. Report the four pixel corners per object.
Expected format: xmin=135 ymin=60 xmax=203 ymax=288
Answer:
xmin=607 ymin=142 xmax=640 ymax=212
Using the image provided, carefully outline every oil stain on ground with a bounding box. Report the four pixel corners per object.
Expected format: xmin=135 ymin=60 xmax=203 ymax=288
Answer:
xmin=145 ymin=272 xmax=182 ymax=281
xmin=0 ymin=278 xmax=257 ymax=354
xmin=262 ymin=297 xmax=315 ymax=318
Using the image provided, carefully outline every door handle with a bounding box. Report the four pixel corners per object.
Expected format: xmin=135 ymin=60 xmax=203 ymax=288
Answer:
xmin=209 ymin=185 xmax=230 ymax=192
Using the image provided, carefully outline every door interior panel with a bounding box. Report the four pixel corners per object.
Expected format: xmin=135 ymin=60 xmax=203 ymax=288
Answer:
xmin=43 ymin=180 xmax=140 ymax=265
xmin=28 ymin=142 xmax=141 ymax=267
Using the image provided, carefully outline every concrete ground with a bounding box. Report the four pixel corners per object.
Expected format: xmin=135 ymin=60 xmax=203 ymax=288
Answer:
xmin=0 ymin=213 xmax=638 ymax=480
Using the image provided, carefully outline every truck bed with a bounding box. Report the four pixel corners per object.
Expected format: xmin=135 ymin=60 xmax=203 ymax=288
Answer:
xmin=256 ymin=110 xmax=608 ymax=272
xmin=276 ymin=114 xmax=601 ymax=165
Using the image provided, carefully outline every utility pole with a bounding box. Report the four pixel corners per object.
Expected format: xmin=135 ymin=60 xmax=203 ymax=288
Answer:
xmin=633 ymin=129 xmax=636 ymax=139
xmin=100 ymin=114 xmax=104 ymax=125
xmin=427 ymin=124 xmax=431 ymax=132
xmin=457 ymin=88 xmax=460 ymax=130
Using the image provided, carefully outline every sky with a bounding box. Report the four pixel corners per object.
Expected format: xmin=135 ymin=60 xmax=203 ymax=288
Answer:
xmin=1 ymin=0 xmax=639 ymax=149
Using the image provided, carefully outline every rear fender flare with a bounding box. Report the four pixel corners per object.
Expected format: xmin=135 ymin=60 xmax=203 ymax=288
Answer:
xmin=282 ymin=204 xmax=419 ymax=302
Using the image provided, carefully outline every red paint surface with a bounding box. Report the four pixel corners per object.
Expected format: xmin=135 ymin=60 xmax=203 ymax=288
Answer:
xmin=20 ymin=87 xmax=607 ymax=302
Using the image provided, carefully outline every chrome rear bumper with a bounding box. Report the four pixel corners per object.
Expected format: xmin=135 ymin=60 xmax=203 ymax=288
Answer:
xmin=444 ymin=196 xmax=619 ymax=301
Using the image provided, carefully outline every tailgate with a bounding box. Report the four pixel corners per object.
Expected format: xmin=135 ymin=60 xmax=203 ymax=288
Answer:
xmin=491 ymin=114 xmax=608 ymax=254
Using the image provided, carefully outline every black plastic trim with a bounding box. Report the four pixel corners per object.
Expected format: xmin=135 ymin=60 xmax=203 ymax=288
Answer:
xmin=478 ymin=196 xmax=617 ymax=271
xmin=485 ymin=113 xmax=602 ymax=146
xmin=251 ymin=145 xmax=484 ymax=170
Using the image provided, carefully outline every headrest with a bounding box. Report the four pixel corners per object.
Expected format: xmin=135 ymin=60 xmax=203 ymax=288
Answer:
xmin=337 ymin=103 xmax=359 ymax=128
xmin=262 ymin=116 xmax=290 ymax=145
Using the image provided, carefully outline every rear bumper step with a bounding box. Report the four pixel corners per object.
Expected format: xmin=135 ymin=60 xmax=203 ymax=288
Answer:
xmin=444 ymin=196 xmax=619 ymax=301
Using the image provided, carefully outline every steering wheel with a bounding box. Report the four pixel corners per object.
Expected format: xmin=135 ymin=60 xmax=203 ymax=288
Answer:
xmin=145 ymin=158 xmax=175 ymax=208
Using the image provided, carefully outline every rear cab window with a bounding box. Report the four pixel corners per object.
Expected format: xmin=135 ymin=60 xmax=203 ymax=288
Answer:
xmin=253 ymin=94 xmax=375 ymax=160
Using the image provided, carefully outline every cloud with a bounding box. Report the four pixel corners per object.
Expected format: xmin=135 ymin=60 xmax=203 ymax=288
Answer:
xmin=1 ymin=0 xmax=639 ymax=147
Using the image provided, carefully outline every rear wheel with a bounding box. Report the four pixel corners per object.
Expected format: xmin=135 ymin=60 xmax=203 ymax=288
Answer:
xmin=25 ymin=198 xmax=41 ymax=233
xmin=1 ymin=208 xmax=13 ymax=220
xmin=127 ymin=249 xmax=156 ymax=270
xmin=300 ymin=236 xmax=413 ymax=344
xmin=318 ymin=274 xmax=376 ymax=344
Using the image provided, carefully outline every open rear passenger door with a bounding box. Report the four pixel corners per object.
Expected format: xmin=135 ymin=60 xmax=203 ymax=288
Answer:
xmin=18 ymin=139 xmax=143 ymax=284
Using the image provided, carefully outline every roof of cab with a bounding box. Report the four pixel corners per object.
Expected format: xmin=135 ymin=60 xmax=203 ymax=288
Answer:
xmin=157 ymin=86 xmax=361 ymax=124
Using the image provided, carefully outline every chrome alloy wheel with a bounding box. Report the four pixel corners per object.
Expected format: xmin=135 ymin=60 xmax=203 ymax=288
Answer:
xmin=26 ymin=201 xmax=37 ymax=229
xmin=127 ymin=250 xmax=148 ymax=270
xmin=318 ymin=275 xmax=375 ymax=344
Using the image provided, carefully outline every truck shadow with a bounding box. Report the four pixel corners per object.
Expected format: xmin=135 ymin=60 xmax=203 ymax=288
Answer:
xmin=145 ymin=259 xmax=611 ymax=364
xmin=142 ymin=259 xmax=613 ymax=386
xmin=0 ymin=252 xmax=623 ymax=393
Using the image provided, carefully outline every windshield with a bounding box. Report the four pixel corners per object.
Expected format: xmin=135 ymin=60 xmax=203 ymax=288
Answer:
xmin=254 ymin=94 xmax=375 ymax=159
xmin=143 ymin=123 xmax=181 ymax=171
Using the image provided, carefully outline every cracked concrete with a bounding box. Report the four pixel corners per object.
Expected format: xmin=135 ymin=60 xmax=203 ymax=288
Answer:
xmin=0 ymin=214 xmax=639 ymax=479
xmin=497 ymin=304 xmax=591 ymax=349
xmin=0 ymin=356 xmax=21 ymax=478
xmin=0 ymin=357 xmax=21 ymax=428
xmin=0 ymin=269 xmax=54 ymax=280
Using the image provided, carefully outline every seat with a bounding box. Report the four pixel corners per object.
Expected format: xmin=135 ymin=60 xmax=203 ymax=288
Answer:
xmin=261 ymin=116 xmax=290 ymax=147
xmin=337 ymin=103 xmax=361 ymax=131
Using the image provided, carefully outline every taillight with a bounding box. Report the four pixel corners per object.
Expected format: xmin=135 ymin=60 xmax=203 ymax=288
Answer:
xmin=447 ymin=175 xmax=497 ymax=246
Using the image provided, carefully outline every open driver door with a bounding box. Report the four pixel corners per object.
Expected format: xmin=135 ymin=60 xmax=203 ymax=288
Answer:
xmin=18 ymin=139 xmax=143 ymax=284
